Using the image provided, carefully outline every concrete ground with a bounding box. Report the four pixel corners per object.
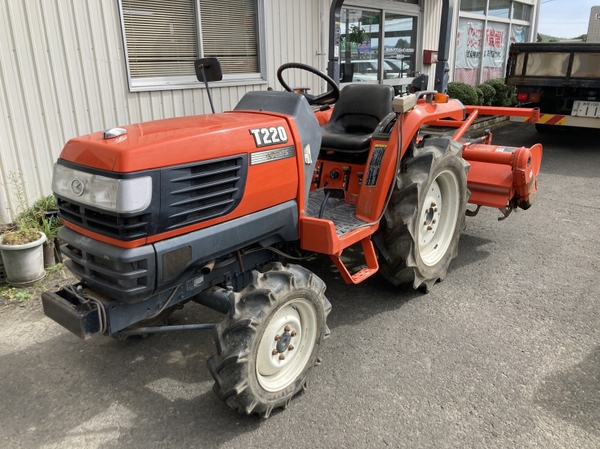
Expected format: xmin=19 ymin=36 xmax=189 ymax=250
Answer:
xmin=0 ymin=122 xmax=598 ymax=448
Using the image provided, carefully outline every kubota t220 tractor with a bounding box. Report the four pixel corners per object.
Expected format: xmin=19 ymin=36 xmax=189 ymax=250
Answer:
xmin=42 ymin=2 xmax=542 ymax=419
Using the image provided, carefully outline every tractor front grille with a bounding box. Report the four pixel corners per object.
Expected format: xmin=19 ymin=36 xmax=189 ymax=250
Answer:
xmin=162 ymin=156 xmax=247 ymax=231
xmin=55 ymin=155 xmax=247 ymax=241
xmin=60 ymin=238 xmax=155 ymax=302
xmin=57 ymin=198 xmax=152 ymax=240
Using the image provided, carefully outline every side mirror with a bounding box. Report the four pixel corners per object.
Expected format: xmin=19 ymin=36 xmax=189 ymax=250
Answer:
xmin=194 ymin=58 xmax=223 ymax=83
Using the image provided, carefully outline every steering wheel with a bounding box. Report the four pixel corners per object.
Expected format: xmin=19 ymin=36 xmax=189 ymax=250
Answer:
xmin=277 ymin=62 xmax=340 ymax=106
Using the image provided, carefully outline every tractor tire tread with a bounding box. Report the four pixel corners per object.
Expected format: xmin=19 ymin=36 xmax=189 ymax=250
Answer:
xmin=207 ymin=264 xmax=330 ymax=418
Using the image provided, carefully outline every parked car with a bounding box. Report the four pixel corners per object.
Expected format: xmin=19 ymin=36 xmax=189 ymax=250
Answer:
xmin=341 ymin=59 xmax=412 ymax=82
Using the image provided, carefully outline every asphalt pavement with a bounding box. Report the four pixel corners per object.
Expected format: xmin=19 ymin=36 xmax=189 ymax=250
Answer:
xmin=0 ymin=122 xmax=598 ymax=448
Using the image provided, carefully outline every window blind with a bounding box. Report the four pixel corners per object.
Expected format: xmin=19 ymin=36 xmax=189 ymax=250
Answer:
xmin=122 ymin=0 xmax=198 ymax=78
xmin=122 ymin=0 xmax=259 ymax=79
xmin=199 ymin=0 xmax=258 ymax=74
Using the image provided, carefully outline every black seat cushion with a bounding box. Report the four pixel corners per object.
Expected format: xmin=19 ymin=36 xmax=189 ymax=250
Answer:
xmin=321 ymin=84 xmax=394 ymax=153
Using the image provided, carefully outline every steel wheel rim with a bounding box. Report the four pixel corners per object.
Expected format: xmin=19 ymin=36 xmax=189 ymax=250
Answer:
xmin=418 ymin=169 xmax=460 ymax=266
xmin=256 ymin=298 xmax=318 ymax=392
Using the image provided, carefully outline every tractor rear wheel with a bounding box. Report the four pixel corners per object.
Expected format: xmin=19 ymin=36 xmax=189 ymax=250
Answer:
xmin=207 ymin=263 xmax=331 ymax=418
xmin=375 ymin=138 xmax=469 ymax=292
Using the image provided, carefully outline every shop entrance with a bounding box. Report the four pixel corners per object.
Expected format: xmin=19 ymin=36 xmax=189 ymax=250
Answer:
xmin=339 ymin=3 xmax=420 ymax=93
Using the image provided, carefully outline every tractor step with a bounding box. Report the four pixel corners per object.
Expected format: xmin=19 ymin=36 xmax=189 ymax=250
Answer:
xmin=301 ymin=189 xmax=380 ymax=284
xmin=329 ymin=237 xmax=379 ymax=284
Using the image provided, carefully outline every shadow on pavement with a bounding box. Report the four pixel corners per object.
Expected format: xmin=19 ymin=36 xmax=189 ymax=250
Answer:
xmin=533 ymin=346 xmax=600 ymax=437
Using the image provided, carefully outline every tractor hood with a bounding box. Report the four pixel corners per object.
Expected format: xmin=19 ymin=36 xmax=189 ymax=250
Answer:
xmin=60 ymin=111 xmax=292 ymax=173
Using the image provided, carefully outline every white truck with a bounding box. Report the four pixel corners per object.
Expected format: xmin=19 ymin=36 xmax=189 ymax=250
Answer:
xmin=506 ymin=42 xmax=600 ymax=132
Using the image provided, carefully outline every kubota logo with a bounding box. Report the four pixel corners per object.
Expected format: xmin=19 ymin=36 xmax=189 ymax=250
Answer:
xmin=71 ymin=179 xmax=85 ymax=196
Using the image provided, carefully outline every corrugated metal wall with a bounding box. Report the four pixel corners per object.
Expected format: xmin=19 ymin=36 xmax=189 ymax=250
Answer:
xmin=0 ymin=0 xmax=323 ymax=222
xmin=422 ymin=0 xmax=541 ymax=88
xmin=422 ymin=0 xmax=444 ymax=88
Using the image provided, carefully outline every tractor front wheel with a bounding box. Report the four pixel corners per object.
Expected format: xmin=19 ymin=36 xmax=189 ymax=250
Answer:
xmin=375 ymin=138 xmax=469 ymax=292
xmin=207 ymin=263 xmax=331 ymax=418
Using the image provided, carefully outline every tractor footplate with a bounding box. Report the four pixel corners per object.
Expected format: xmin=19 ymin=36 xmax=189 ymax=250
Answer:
xmin=306 ymin=189 xmax=366 ymax=236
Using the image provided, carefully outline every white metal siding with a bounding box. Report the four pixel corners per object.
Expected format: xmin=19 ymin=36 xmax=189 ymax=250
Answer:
xmin=423 ymin=0 xmax=459 ymax=89
xmin=0 ymin=0 xmax=322 ymax=221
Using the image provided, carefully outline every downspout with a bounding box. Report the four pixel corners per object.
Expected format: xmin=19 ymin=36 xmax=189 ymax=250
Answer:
xmin=327 ymin=0 xmax=346 ymax=84
xmin=434 ymin=0 xmax=455 ymax=94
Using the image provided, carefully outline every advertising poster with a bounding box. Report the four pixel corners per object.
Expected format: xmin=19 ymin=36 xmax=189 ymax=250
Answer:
xmin=482 ymin=22 xmax=508 ymax=81
xmin=454 ymin=18 xmax=483 ymax=84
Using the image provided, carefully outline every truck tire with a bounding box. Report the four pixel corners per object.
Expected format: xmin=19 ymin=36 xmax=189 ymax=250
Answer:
xmin=375 ymin=138 xmax=469 ymax=292
xmin=207 ymin=263 xmax=331 ymax=418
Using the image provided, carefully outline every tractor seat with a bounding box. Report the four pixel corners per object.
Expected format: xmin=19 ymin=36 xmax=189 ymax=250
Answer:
xmin=321 ymin=84 xmax=394 ymax=153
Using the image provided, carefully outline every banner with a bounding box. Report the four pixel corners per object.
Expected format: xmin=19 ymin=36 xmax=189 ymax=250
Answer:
xmin=455 ymin=18 xmax=484 ymax=70
xmin=483 ymin=22 xmax=508 ymax=69
xmin=510 ymin=24 xmax=528 ymax=45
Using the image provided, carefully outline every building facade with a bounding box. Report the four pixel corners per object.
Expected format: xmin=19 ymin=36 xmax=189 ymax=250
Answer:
xmin=0 ymin=0 xmax=540 ymax=220
xmin=588 ymin=6 xmax=600 ymax=42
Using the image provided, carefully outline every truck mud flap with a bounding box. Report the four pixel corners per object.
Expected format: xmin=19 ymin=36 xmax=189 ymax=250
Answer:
xmin=42 ymin=287 xmax=101 ymax=340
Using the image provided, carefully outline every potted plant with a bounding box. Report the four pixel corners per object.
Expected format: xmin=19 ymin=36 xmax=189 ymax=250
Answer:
xmin=0 ymin=226 xmax=46 ymax=287
xmin=14 ymin=195 xmax=62 ymax=268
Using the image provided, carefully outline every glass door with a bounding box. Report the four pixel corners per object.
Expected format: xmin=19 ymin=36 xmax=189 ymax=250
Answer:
xmin=339 ymin=8 xmax=381 ymax=84
xmin=339 ymin=5 xmax=419 ymax=92
xmin=382 ymin=13 xmax=418 ymax=90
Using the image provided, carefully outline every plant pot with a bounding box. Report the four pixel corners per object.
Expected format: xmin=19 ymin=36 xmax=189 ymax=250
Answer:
xmin=43 ymin=241 xmax=56 ymax=268
xmin=54 ymin=237 xmax=63 ymax=263
xmin=0 ymin=231 xmax=46 ymax=287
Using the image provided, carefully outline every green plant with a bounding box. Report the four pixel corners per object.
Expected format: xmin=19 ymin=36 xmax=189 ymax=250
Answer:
xmin=39 ymin=215 xmax=61 ymax=241
xmin=5 ymin=172 xmax=29 ymax=221
xmin=11 ymin=195 xmax=61 ymax=243
xmin=17 ymin=195 xmax=57 ymax=225
xmin=0 ymin=285 xmax=31 ymax=302
xmin=0 ymin=228 xmax=40 ymax=245
xmin=45 ymin=262 xmax=64 ymax=274
xmin=14 ymin=291 xmax=31 ymax=302
xmin=483 ymin=78 xmax=517 ymax=107
xmin=348 ymin=25 xmax=367 ymax=44
xmin=447 ymin=81 xmax=479 ymax=106
xmin=1 ymin=174 xmax=60 ymax=245
xmin=476 ymin=83 xmax=496 ymax=106
xmin=474 ymin=86 xmax=484 ymax=106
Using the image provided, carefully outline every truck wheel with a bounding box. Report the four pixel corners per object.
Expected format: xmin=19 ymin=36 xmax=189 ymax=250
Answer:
xmin=375 ymin=138 xmax=469 ymax=292
xmin=207 ymin=263 xmax=331 ymax=418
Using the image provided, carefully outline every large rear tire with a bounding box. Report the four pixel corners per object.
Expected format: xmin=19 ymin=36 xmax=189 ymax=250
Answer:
xmin=375 ymin=138 xmax=469 ymax=292
xmin=207 ymin=263 xmax=331 ymax=418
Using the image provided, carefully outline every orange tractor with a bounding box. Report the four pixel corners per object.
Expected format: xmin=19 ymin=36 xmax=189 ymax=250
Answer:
xmin=42 ymin=1 xmax=542 ymax=418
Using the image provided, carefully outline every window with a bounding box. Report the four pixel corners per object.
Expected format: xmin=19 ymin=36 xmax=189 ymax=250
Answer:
xmin=455 ymin=1 xmax=534 ymax=85
xmin=488 ymin=0 xmax=510 ymax=19
xmin=120 ymin=0 xmax=264 ymax=92
xmin=383 ymin=14 xmax=418 ymax=79
xmin=513 ymin=3 xmax=530 ymax=21
xmin=460 ymin=0 xmax=487 ymax=15
xmin=339 ymin=6 xmax=419 ymax=91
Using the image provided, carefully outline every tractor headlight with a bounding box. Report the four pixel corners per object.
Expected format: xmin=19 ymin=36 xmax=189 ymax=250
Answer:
xmin=52 ymin=164 xmax=152 ymax=213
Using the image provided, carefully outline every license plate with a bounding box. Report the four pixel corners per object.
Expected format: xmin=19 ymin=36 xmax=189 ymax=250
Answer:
xmin=571 ymin=101 xmax=600 ymax=118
